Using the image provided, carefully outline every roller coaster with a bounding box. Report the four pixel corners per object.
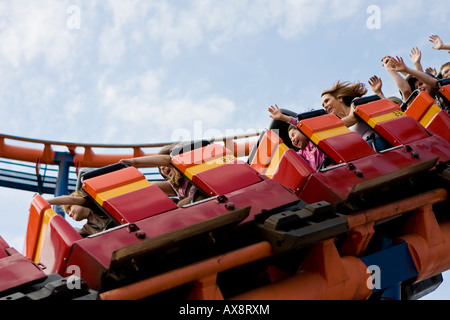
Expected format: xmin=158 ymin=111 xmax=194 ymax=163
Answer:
xmin=0 ymin=79 xmax=450 ymax=301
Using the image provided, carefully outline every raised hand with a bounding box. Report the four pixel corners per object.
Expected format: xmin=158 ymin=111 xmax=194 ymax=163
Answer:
xmin=430 ymin=35 xmax=444 ymax=50
xmin=410 ymin=47 xmax=422 ymax=66
xmin=368 ymin=75 xmax=383 ymax=95
xmin=425 ymin=67 xmax=437 ymax=76
xmin=381 ymin=56 xmax=395 ymax=71
xmin=390 ymin=56 xmax=408 ymax=73
xmin=268 ymin=104 xmax=283 ymax=120
xmin=268 ymin=104 xmax=292 ymax=123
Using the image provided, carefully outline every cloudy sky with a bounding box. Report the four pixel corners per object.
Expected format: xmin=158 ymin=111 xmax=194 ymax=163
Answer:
xmin=0 ymin=0 xmax=449 ymax=299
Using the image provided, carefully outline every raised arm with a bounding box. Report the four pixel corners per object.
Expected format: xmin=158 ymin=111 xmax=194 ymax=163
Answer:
xmin=120 ymin=154 xmax=172 ymax=167
xmin=390 ymin=56 xmax=438 ymax=88
xmin=268 ymin=105 xmax=292 ymax=123
xmin=381 ymin=56 xmax=412 ymax=100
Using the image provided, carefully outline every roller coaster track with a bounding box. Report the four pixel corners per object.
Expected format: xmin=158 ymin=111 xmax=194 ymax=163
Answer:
xmin=0 ymin=132 xmax=260 ymax=197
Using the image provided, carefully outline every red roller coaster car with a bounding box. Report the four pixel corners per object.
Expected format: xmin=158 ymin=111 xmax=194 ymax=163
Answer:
xmin=1 ymin=81 xmax=450 ymax=301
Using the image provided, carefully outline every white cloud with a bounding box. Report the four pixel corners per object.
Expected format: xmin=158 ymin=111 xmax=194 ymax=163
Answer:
xmin=0 ymin=1 xmax=81 ymax=70
xmin=124 ymin=0 xmax=370 ymax=57
xmin=0 ymin=0 xmax=448 ymax=145
xmin=0 ymin=27 xmax=21 ymax=68
xmin=145 ymin=2 xmax=204 ymax=58
xmin=95 ymin=67 xmax=236 ymax=143
xmin=380 ymin=0 xmax=426 ymax=26
xmin=0 ymin=0 xmax=450 ymax=301
xmin=98 ymin=26 xmax=126 ymax=65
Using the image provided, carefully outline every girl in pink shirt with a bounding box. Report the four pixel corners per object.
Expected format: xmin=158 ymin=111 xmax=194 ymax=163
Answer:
xmin=269 ymin=105 xmax=325 ymax=171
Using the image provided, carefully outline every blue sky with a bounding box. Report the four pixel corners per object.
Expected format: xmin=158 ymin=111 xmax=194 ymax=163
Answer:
xmin=0 ymin=0 xmax=449 ymax=299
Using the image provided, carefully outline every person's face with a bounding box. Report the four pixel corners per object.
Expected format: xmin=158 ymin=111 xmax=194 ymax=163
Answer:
xmin=68 ymin=205 xmax=91 ymax=221
xmin=289 ymin=129 xmax=309 ymax=149
xmin=159 ymin=166 xmax=175 ymax=179
xmin=441 ymin=65 xmax=450 ymax=79
xmin=415 ymin=80 xmax=434 ymax=96
xmin=321 ymin=93 xmax=349 ymax=119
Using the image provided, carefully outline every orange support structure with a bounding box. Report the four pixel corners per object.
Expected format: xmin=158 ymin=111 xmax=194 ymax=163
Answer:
xmin=232 ymin=239 xmax=372 ymax=300
xmin=346 ymin=189 xmax=447 ymax=230
xmin=344 ymin=188 xmax=447 ymax=258
xmin=397 ymin=207 xmax=450 ymax=282
xmin=99 ymin=241 xmax=272 ymax=300
xmin=0 ymin=133 xmax=260 ymax=168
xmin=187 ymin=274 xmax=224 ymax=300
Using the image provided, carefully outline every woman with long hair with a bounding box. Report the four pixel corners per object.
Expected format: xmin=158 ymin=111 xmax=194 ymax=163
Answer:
xmin=321 ymin=80 xmax=389 ymax=151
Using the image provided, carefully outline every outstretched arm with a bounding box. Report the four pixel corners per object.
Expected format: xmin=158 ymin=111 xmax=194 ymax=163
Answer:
xmin=390 ymin=56 xmax=438 ymax=88
xmin=268 ymin=105 xmax=292 ymax=123
xmin=120 ymin=154 xmax=171 ymax=167
xmin=47 ymin=195 xmax=87 ymax=206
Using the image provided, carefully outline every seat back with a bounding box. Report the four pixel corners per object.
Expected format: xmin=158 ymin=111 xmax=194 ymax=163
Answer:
xmin=0 ymin=241 xmax=47 ymax=293
xmin=425 ymin=111 xmax=450 ymax=142
xmin=405 ymin=90 xmax=440 ymax=124
xmin=438 ymin=78 xmax=450 ymax=105
xmin=355 ymin=98 xmax=429 ymax=146
xmin=272 ymin=149 xmax=315 ymax=196
xmin=171 ymin=143 xmax=263 ymax=196
xmin=39 ymin=214 xmax=82 ymax=275
xmin=171 ymin=143 xmax=234 ymax=180
xmin=102 ymin=185 xmax=178 ymax=223
xmin=82 ymin=166 xmax=176 ymax=224
xmin=298 ymin=114 xmax=375 ymax=164
xmin=25 ymin=195 xmax=53 ymax=262
xmin=405 ymin=90 xmax=450 ymax=142
xmin=34 ymin=209 xmax=57 ymax=264
xmin=0 ymin=236 xmax=9 ymax=259
xmin=249 ymin=130 xmax=289 ymax=177
xmin=82 ymin=166 xmax=149 ymax=206
xmin=405 ymin=85 xmax=450 ymax=141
